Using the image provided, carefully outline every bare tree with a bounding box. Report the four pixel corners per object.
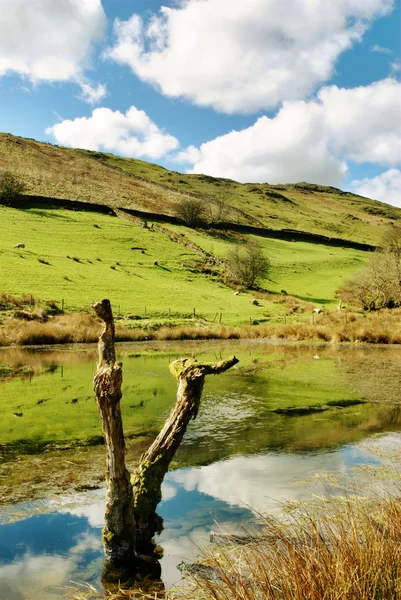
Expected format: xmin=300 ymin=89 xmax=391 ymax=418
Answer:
xmin=0 ymin=171 xmax=27 ymax=205
xmin=383 ymin=224 xmax=401 ymax=266
xmin=176 ymin=197 xmax=206 ymax=227
xmin=227 ymin=240 xmax=270 ymax=289
xmin=339 ymin=248 xmax=401 ymax=310
xmin=206 ymin=196 xmax=231 ymax=224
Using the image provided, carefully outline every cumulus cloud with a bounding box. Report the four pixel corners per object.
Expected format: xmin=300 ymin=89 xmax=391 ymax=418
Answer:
xmin=105 ymin=0 xmax=394 ymax=114
xmin=174 ymin=79 xmax=401 ymax=186
xmin=348 ymin=168 xmax=401 ymax=207
xmin=46 ymin=106 xmax=180 ymax=159
xmin=0 ymin=0 xmax=106 ymax=103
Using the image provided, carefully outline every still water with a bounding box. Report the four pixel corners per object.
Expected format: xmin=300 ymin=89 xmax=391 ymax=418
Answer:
xmin=0 ymin=341 xmax=400 ymax=599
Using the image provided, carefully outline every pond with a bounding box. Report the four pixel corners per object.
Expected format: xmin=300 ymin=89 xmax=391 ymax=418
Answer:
xmin=0 ymin=341 xmax=400 ymax=599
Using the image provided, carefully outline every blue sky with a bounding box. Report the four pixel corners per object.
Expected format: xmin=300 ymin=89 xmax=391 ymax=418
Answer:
xmin=0 ymin=0 xmax=400 ymax=205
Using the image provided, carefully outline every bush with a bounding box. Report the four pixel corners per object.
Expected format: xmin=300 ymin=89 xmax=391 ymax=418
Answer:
xmin=227 ymin=240 xmax=270 ymax=289
xmin=176 ymin=197 xmax=206 ymax=227
xmin=339 ymin=232 xmax=401 ymax=310
xmin=0 ymin=170 xmax=27 ymax=205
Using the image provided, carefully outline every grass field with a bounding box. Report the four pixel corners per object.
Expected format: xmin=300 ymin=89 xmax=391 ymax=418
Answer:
xmin=0 ymin=203 xmax=370 ymax=326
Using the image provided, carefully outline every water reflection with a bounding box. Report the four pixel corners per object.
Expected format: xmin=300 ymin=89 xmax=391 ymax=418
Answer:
xmin=0 ymin=436 xmax=392 ymax=598
xmin=0 ymin=341 xmax=400 ymax=598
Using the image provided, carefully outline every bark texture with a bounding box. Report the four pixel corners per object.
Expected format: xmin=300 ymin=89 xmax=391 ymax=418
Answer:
xmin=132 ymin=355 xmax=239 ymax=554
xmin=92 ymin=299 xmax=137 ymax=569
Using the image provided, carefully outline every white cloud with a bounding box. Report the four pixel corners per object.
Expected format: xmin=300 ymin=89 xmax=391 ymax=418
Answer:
xmin=348 ymin=168 xmax=401 ymax=207
xmin=371 ymin=44 xmax=392 ymax=53
xmin=105 ymin=0 xmax=394 ymax=114
xmin=79 ymin=81 xmax=107 ymax=105
xmin=318 ymin=79 xmax=401 ymax=165
xmin=175 ymin=79 xmax=401 ymax=186
xmin=46 ymin=106 xmax=180 ymax=159
xmin=0 ymin=0 xmax=106 ymax=103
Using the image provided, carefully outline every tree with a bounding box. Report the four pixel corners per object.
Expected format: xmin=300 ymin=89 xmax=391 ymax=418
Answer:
xmin=339 ymin=246 xmax=401 ymax=310
xmin=176 ymin=197 xmax=206 ymax=227
xmin=0 ymin=170 xmax=27 ymax=205
xmin=227 ymin=240 xmax=270 ymax=289
xmin=206 ymin=196 xmax=232 ymax=224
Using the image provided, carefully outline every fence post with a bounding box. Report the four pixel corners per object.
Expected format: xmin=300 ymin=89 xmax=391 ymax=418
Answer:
xmin=61 ymin=299 xmax=64 ymax=312
xmin=219 ymin=313 xmax=222 ymax=323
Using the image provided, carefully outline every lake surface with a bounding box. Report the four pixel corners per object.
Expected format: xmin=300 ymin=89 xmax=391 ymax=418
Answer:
xmin=0 ymin=341 xmax=400 ymax=599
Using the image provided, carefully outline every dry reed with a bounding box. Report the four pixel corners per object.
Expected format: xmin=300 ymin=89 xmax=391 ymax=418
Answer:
xmin=1 ymin=307 xmax=401 ymax=346
xmin=182 ymin=490 xmax=401 ymax=600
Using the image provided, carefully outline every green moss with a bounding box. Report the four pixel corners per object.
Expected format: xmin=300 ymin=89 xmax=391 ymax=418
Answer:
xmin=102 ymin=526 xmax=114 ymax=542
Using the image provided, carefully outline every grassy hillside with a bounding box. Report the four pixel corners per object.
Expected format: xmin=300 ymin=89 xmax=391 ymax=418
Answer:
xmin=1 ymin=131 xmax=400 ymax=329
xmin=0 ymin=203 xmax=368 ymax=323
xmin=1 ymin=132 xmax=400 ymax=245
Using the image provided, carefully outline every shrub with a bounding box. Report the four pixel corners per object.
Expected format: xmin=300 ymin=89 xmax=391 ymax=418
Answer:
xmin=227 ymin=240 xmax=270 ymax=289
xmin=0 ymin=170 xmax=27 ymax=205
xmin=176 ymin=197 xmax=206 ymax=227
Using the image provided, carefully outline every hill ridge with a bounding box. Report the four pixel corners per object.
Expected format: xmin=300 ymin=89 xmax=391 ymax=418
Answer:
xmin=1 ymin=131 xmax=400 ymax=246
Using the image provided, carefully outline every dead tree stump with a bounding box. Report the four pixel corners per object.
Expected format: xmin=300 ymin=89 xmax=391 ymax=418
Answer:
xmin=92 ymin=299 xmax=137 ymax=575
xmin=132 ymin=355 xmax=239 ymax=554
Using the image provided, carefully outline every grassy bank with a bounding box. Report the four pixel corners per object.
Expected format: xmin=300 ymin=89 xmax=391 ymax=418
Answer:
xmin=1 ymin=305 xmax=401 ymax=346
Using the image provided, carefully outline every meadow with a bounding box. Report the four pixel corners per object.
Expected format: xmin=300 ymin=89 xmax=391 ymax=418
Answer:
xmin=0 ymin=203 xmax=370 ymax=332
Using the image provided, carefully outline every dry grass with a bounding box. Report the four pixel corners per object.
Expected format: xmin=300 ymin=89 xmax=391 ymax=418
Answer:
xmin=0 ymin=292 xmax=34 ymax=310
xmin=1 ymin=306 xmax=401 ymax=346
xmin=184 ymin=492 xmax=401 ymax=600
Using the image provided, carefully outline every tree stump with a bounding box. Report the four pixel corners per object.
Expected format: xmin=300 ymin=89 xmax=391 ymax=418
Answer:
xmin=132 ymin=355 xmax=239 ymax=554
xmin=93 ymin=299 xmax=239 ymax=581
xmin=92 ymin=299 xmax=137 ymax=577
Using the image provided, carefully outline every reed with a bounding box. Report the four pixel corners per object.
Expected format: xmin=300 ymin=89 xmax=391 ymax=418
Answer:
xmin=66 ymin=486 xmax=401 ymax=600
xmin=184 ymin=491 xmax=401 ymax=600
xmin=1 ymin=307 xmax=401 ymax=346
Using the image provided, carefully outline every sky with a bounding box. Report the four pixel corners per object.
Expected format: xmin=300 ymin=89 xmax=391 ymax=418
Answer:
xmin=0 ymin=0 xmax=400 ymax=206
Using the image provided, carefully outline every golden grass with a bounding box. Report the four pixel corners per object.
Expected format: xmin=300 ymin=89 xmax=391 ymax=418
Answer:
xmin=1 ymin=307 xmax=400 ymax=346
xmin=184 ymin=492 xmax=401 ymax=600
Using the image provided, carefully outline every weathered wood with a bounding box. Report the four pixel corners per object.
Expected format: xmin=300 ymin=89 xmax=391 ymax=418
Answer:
xmin=132 ymin=355 xmax=239 ymax=554
xmin=92 ymin=299 xmax=137 ymax=570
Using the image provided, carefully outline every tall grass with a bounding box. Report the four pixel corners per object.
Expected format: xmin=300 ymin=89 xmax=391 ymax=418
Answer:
xmin=1 ymin=307 xmax=401 ymax=346
xmin=185 ymin=492 xmax=401 ymax=600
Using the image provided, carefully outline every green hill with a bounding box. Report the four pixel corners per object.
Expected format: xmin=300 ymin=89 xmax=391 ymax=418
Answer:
xmin=0 ymin=132 xmax=400 ymax=326
xmin=1 ymin=132 xmax=399 ymax=245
